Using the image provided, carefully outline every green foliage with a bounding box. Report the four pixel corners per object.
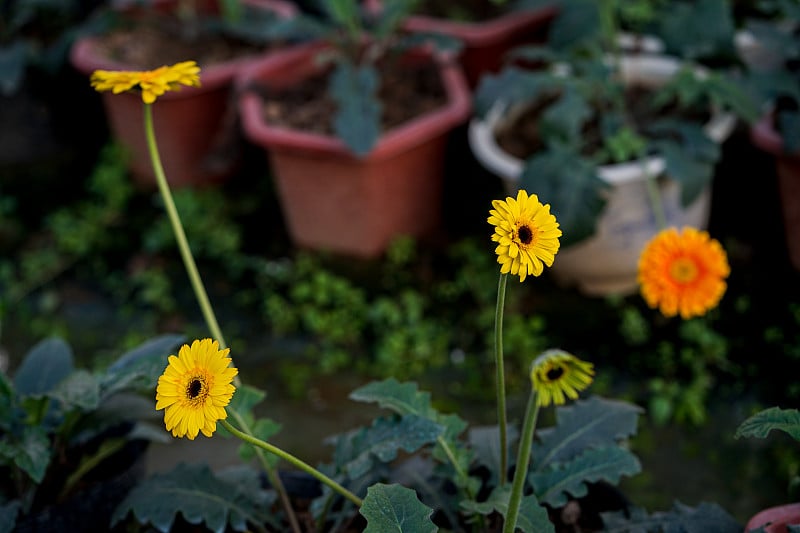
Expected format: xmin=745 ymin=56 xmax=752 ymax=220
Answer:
xmin=330 ymin=61 xmax=382 ymax=156
xmin=0 ymin=334 xmax=182 ymax=531
xmin=735 ymin=407 xmax=800 ymax=441
xmin=474 ymin=0 xmax=754 ymax=246
xmin=0 ymin=0 xmax=110 ymax=94
xmin=461 ymin=485 xmax=554 ymax=533
xmin=601 ymin=501 xmax=742 ymax=533
xmin=0 ymin=142 xmax=133 ymax=313
xmin=249 ymin=0 xmax=460 ymax=156
xmin=342 ymin=379 xmax=648 ymax=530
xmin=360 ymin=483 xmax=436 ymax=533
xmin=112 ymin=462 xmax=277 ymax=533
xmin=741 ymin=0 xmax=800 ymax=152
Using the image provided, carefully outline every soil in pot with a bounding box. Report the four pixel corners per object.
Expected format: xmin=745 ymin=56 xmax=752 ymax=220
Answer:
xmin=252 ymin=55 xmax=448 ymax=136
xmin=88 ymin=11 xmax=275 ymax=70
xmin=412 ymin=0 xmax=508 ymax=22
xmin=494 ymin=86 xmax=710 ymax=162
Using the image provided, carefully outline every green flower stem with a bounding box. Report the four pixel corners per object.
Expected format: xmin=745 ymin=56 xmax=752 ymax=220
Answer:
xmin=494 ymin=273 xmax=510 ymax=480
xmin=142 ymin=103 xmax=301 ymax=533
xmin=503 ymin=390 xmax=541 ymax=533
xmin=143 ymin=104 xmax=226 ymax=350
xmin=644 ymin=172 xmax=667 ymax=231
xmin=220 ymin=419 xmax=364 ymax=507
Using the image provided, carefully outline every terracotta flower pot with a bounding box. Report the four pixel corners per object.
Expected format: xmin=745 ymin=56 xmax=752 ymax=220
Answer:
xmin=750 ymin=112 xmax=800 ymax=272
xmin=365 ymin=0 xmax=558 ymax=88
xmin=236 ymin=43 xmax=471 ymax=258
xmin=69 ymin=0 xmax=296 ymax=189
xmin=745 ymin=502 xmax=800 ymax=532
xmin=469 ymin=54 xmax=737 ymax=296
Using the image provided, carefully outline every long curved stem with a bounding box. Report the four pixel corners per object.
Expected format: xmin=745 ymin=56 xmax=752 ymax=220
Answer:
xmin=494 ymin=273 xmax=509 ymax=481
xmin=143 ymin=104 xmax=226 ymax=349
xmin=143 ymin=103 xmax=301 ymax=533
xmin=220 ymin=419 xmax=363 ymax=507
xmin=503 ymin=390 xmax=540 ymax=533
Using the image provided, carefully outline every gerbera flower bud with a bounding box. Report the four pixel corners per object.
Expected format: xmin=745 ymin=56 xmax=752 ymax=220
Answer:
xmin=530 ymin=349 xmax=594 ymax=407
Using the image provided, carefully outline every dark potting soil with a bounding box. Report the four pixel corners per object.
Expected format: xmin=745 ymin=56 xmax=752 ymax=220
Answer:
xmin=255 ymin=56 xmax=448 ymax=136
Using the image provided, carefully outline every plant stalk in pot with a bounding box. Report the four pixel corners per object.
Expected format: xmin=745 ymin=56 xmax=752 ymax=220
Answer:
xmin=69 ymin=0 xmax=297 ymax=189
xmin=469 ymin=0 xmax=754 ymax=296
xmin=236 ymin=0 xmax=471 ymax=258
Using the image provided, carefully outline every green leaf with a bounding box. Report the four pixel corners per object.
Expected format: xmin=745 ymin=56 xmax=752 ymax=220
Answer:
xmin=461 ymin=485 xmax=554 ymax=533
xmin=350 ymin=378 xmax=467 ymax=436
xmin=330 ymin=60 xmax=381 ymax=157
xmin=51 ymin=369 xmax=99 ymax=411
xmin=473 ymin=68 xmax=560 ymax=118
xmin=545 ymin=0 xmax=601 ymax=52
xmin=532 ymin=447 xmax=641 ymax=507
xmin=735 ymin=407 xmax=800 ymax=441
xmin=519 ymin=146 xmax=608 ymax=246
xmin=14 ymin=337 xmax=73 ymax=397
xmin=360 ymin=483 xmax=436 ymax=533
xmin=602 ymin=501 xmax=741 ymax=533
xmin=112 ymin=463 xmax=272 ymax=533
xmin=333 ymin=415 xmax=443 ymax=479
xmin=102 ymin=334 xmax=185 ymax=397
xmin=540 ymin=85 xmax=592 ymax=143
xmin=533 ymin=396 xmax=643 ymax=469
xmin=657 ymin=0 xmax=736 ymax=61
xmin=468 ymin=424 xmax=519 ymax=486
xmin=654 ymin=136 xmax=716 ymax=207
xmin=325 ymin=0 xmax=361 ymax=36
xmin=0 ymin=425 xmax=51 ymax=483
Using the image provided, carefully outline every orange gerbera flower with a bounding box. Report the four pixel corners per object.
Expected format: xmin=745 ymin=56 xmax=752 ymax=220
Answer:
xmin=637 ymin=226 xmax=730 ymax=319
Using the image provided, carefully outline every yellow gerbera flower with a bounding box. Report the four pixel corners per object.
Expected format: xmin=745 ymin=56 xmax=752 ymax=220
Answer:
xmin=637 ymin=226 xmax=730 ymax=319
xmin=155 ymin=338 xmax=238 ymax=440
xmin=488 ymin=189 xmax=562 ymax=282
xmin=530 ymin=349 xmax=594 ymax=407
xmin=90 ymin=60 xmax=201 ymax=104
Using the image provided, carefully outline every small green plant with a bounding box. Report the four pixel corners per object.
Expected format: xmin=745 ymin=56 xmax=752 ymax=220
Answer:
xmin=252 ymin=0 xmax=460 ymax=155
xmin=473 ymin=0 xmax=756 ymax=246
xmin=0 ymin=334 xmax=182 ymax=529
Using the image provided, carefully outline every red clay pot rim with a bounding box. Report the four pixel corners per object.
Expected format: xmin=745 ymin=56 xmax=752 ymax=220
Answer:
xmin=236 ymin=42 xmax=472 ymax=160
xmin=403 ymin=3 xmax=559 ymax=47
xmin=745 ymin=502 xmax=800 ymax=531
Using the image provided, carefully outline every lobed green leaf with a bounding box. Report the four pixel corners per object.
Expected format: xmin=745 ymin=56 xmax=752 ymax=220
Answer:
xmin=360 ymin=483 xmax=436 ymax=533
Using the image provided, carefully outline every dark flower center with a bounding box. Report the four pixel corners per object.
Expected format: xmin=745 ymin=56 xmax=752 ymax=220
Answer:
xmin=188 ymin=379 xmax=203 ymax=399
xmin=546 ymin=366 xmax=564 ymax=381
xmin=518 ymin=225 xmax=533 ymax=245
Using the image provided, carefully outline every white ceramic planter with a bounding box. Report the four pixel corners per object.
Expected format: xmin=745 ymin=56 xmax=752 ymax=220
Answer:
xmin=469 ymin=55 xmax=737 ymax=296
